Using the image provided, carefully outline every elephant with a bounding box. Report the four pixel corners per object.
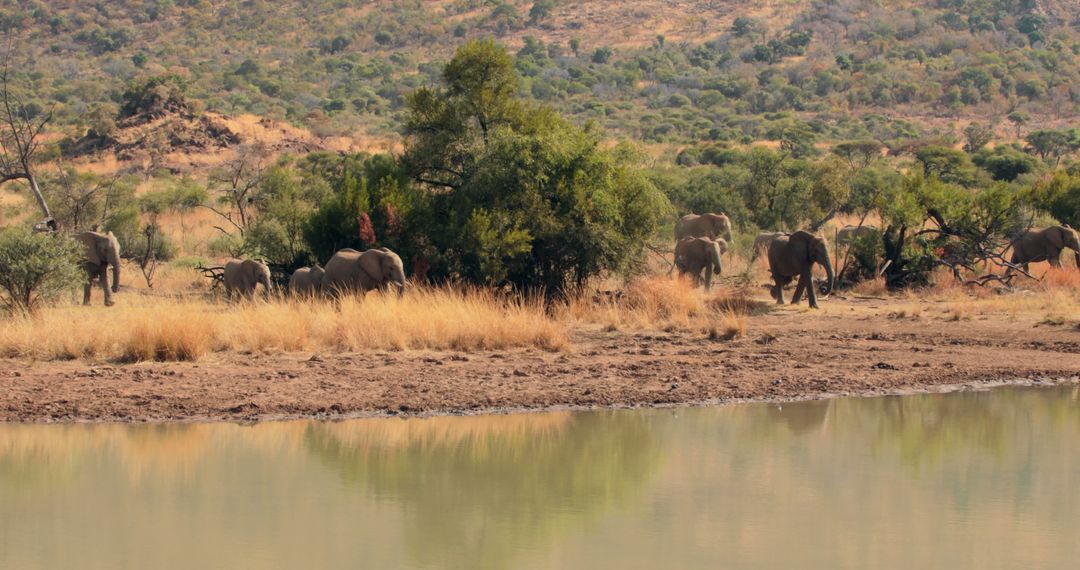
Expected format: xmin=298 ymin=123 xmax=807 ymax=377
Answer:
xmin=223 ymin=259 xmax=273 ymax=299
xmin=75 ymin=230 xmax=121 ymax=306
xmin=675 ymin=213 xmax=733 ymax=244
xmin=1008 ymin=225 xmax=1080 ymax=273
xmin=836 ymin=225 xmax=879 ymax=247
xmin=767 ymin=230 xmax=835 ymax=309
xmin=674 ymin=237 xmax=726 ymax=290
xmin=324 ymin=247 xmax=407 ymax=297
xmin=751 ymin=231 xmax=787 ymax=260
xmin=289 ymin=266 xmax=325 ymax=298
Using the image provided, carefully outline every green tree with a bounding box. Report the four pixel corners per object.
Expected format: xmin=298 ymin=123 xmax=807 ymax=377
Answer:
xmin=402 ymin=40 xmax=669 ymax=294
xmin=1007 ymin=111 xmax=1030 ymax=138
xmin=962 ymin=123 xmax=994 ymax=153
xmin=972 ymin=144 xmax=1041 ymax=182
xmin=913 ymin=145 xmax=980 ymax=187
xmin=1025 ymin=129 xmax=1071 ymax=165
xmin=1030 ymin=171 xmax=1080 ymax=228
xmin=0 ymin=229 xmax=82 ymax=314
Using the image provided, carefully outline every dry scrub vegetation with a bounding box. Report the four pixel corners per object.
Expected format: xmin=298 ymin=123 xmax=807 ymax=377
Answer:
xmin=0 ymin=288 xmax=568 ymax=361
xmin=3 ymin=263 xmax=1078 ymax=363
xmin=0 ymin=278 xmax=759 ymax=362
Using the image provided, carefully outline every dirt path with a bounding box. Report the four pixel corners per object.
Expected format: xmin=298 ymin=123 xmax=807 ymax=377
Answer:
xmin=3 ymin=298 xmax=1079 ymax=423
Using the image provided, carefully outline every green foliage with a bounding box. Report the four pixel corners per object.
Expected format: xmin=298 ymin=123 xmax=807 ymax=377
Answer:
xmin=973 ymin=144 xmax=1041 ymax=182
xmin=243 ymin=166 xmax=322 ymax=268
xmin=403 ymin=40 xmax=670 ymax=294
xmin=913 ymin=146 xmax=980 ymax=187
xmin=1030 ymin=171 xmax=1080 ymax=228
xmin=962 ymin=123 xmax=994 ymax=153
xmin=1025 ymin=129 xmax=1073 ymax=162
xmin=119 ymin=75 xmax=187 ymax=119
xmin=16 ymin=1 xmax=1080 ymax=146
xmin=838 ymin=230 xmax=883 ymax=288
xmin=659 ymin=167 xmax=753 ymax=231
xmin=0 ymin=230 xmax=83 ymax=314
xmin=126 ymin=222 xmax=177 ymax=263
xmin=39 ymin=170 xmax=138 ymax=232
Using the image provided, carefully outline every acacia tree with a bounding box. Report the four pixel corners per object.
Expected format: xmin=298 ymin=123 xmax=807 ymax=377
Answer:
xmin=0 ymin=42 xmax=52 ymax=229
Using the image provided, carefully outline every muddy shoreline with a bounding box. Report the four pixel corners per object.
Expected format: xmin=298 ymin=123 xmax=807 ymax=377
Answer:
xmin=3 ymin=299 xmax=1080 ymax=424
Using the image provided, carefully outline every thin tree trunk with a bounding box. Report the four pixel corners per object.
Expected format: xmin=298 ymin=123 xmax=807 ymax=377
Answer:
xmin=26 ymin=173 xmax=51 ymax=219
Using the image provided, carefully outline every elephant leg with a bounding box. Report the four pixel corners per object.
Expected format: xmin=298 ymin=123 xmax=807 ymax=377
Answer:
xmin=772 ymin=277 xmax=785 ymax=305
xmin=791 ymin=278 xmax=806 ymax=305
xmin=704 ymin=265 xmax=713 ymax=291
xmin=83 ymin=279 xmax=92 ymax=305
xmin=803 ymin=270 xmax=819 ymax=309
xmin=100 ymin=270 xmax=113 ymax=306
xmin=1049 ymin=257 xmax=1062 ymax=268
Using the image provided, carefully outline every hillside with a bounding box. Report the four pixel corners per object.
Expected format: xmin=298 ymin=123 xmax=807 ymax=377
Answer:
xmin=5 ymin=0 xmax=1080 ymax=149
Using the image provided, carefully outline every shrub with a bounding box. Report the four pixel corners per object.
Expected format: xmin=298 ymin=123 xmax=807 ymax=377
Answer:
xmin=0 ymin=229 xmax=83 ymax=314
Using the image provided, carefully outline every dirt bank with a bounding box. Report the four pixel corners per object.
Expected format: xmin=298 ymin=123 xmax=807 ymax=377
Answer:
xmin=3 ymin=297 xmax=1079 ymax=423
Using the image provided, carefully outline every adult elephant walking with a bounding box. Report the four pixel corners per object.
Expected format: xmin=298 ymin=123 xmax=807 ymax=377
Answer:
xmin=674 ymin=237 xmax=726 ymax=290
xmin=75 ymin=230 xmax=121 ymax=306
xmin=675 ymin=213 xmax=733 ymax=243
xmin=767 ymin=231 xmax=834 ymax=309
xmin=324 ymin=248 xmax=407 ymax=297
xmin=223 ymin=259 xmax=273 ymax=300
xmin=1009 ymin=226 xmax=1080 ymax=273
xmin=289 ymin=266 xmax=325 ymax=298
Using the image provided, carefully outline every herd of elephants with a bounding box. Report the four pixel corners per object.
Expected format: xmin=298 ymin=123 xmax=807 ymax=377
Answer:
xmin=71 ymin=213 xmax=1080 ymax=309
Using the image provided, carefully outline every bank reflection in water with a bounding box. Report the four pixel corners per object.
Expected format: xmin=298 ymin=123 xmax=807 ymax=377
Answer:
xmin=1 ymin=385 xmax=1079 ymax=569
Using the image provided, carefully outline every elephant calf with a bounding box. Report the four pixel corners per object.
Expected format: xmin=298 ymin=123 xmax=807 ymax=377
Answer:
xmin=223 ymin=259 xmax=273 ymax=300
xmin=1009 ymin=225 xmax=1080 ymax=273
xmin=75 ymin=230 xmax=121 ymax=307
xmin=324 ymin=248 xmax=407 ymax=297
xmin=767 ymin=231 xmax=835 ymax=309
xmin=289 ymin=266 xmax=325 ymax=298
xmin=674 ymin=237 xmax=726 ymax=291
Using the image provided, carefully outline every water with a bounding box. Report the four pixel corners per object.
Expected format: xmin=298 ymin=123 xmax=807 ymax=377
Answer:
xmin=1 ymin=385 xmax=1079 ymax=570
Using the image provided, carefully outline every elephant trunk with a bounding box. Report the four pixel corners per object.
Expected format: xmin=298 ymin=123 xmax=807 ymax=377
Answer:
xmin=391 ymin=267 xmax=407 ymax=297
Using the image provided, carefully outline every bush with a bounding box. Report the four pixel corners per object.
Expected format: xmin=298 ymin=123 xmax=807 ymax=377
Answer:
xmin=837 ymin=230 xmax=883 ymax=288
xmin=0 ymin=230 xmax=83 ymax=314
xmin=973 ymin=145 xmax=1041 ymax=182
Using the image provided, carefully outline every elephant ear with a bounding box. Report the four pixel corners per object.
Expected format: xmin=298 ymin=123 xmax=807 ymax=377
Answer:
xmin=1047 ymin=227 xmax=1066 ymax=249
xmin=790 ymin=232 xmax=812 ymax=264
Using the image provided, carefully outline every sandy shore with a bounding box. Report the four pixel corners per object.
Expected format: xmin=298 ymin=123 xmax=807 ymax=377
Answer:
xmin=3 ymin=297 xmax=1079 ymax=423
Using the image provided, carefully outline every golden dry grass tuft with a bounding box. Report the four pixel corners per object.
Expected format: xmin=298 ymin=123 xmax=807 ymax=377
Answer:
xmin=564 ymin=276 xmax=756 ymax=339
xmin=0 ymin=287 xmax=569 ymax=362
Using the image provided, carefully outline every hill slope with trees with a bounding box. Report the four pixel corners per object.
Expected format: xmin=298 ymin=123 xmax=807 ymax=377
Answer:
xmin=4 ymin=0 xmax=1079 ymax=146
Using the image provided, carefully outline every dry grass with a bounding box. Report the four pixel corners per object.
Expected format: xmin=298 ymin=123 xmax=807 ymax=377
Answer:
xmin=564 ymin=276 xmax=757 ymax=339
xmin=0 ymin=287 xmax=569 ymax=362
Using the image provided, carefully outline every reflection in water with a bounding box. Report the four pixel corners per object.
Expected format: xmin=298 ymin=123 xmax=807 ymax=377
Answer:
xmin=1 ymin=385 xmax=1079 ymax=569
xmin=305 ymin=413 xmax=662 ymax=569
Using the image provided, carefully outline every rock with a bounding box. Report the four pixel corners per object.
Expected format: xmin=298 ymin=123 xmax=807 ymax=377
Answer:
xmin=307 ymin=354 xmax=324 ymax=363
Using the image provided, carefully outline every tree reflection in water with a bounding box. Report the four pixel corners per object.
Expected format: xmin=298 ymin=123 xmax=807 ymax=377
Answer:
xmin=303 ymin=411 xmax=664 ymax=570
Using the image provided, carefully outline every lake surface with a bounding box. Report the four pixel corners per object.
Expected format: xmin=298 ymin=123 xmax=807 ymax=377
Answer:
xmin=1 ymin=384 xmax=1078 ymax=569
